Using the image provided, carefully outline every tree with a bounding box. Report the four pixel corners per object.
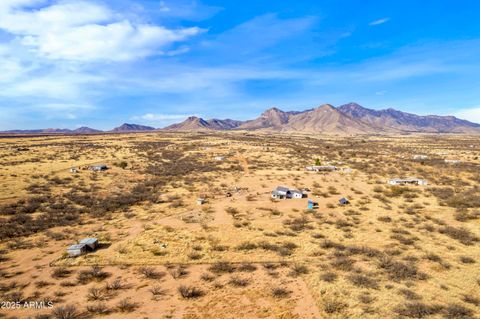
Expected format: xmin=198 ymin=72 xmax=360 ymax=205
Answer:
xmin=315 ymin=158 xmax=321 ymax=166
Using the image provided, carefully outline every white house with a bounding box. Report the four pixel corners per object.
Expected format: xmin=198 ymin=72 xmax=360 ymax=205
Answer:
xmin=291 ymin=190 xmax=305 ymax=199
xmin=306 ymin=165 xmax=337 ymax=172
xmin=388 ymin=178 xmax=427 ymax=186
xmin=413 ymin=155 xmax=428 ymax=160
xmin=271 ymin=186 xmax=306 ymax=199
xmin=445 ymin=159 xmax=461 ymax=164
xmin=271 ymin=186 xmax=291 ymax=199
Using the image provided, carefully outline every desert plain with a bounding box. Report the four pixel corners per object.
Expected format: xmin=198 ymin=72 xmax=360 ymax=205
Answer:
xmin=0 ymin=131 xmax=479 ymax=319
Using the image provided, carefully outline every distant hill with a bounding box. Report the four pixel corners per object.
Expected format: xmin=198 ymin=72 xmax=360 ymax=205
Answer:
xmin=73 ymin=127 xmax=102 ymax=134
xmin=110 ymin=123 xmax=155 ymax=132
xmin=164 ymin=117 xmax=244 ymax=131
xmin=338 ymin=103 xmax=480 ymax=133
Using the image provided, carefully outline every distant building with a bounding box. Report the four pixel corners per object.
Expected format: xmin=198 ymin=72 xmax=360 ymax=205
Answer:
xmin=67 ymin=244 xmax=87 ymax=257
xmin=70 ymin=167 xmax=78 ymax=173
xmin=444 ymin=159 xmax=461 ymax=164
xmin=388 ymin=178 xmax=427 ymax=186
xmin=307 ymin=200 xmax=319 ymax=209
xmin=89 ymin=164 xmax=108 ymax=171
xmin=67 ymin=237 xmax=99 ymax=257
xmin=339 ymin=198 xmax=350 ymax=205
xmin=413 ymin=155 xmax=428 ymax=160
xmin=214 ymin=156 xmax=225 ymax=161
xmin=271 ymin=186 xmax=291 ymax=199
xmin=79 ymin=238 xmax=99 ymax=251
xmin=196 ymin=198 xmax=206 ymax=205
xmin=271 ymin=186 xmax=306 ymax=199
xmin=306 ymin=165 xmax=337 ymax=172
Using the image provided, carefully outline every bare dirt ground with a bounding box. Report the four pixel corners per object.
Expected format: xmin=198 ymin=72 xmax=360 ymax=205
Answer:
xmin=0 ymin=132 xmax=479 ymax=319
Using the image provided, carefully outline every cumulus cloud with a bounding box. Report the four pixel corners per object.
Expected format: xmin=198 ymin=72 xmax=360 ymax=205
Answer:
xmin=0 ymin=0 xmax=204 ymax=62
xmin=369 ymin=17 xmax=390 ymax=26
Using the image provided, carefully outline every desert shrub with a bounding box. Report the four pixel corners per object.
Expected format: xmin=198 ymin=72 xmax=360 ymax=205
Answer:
xmin=149 ymin=285 xmax=165 ymax=297
xmin=200 ymin=273 xmax=215 ymax=282
xmin=6 ymin=291 xmax=24 ymax=302
xmin=378 ymin=256 xmax=427 ymax=281
xmin=87 ymin=287 xmax=106 ymax=301
xmin=272 ymin=287 xmax=290 ymax=298
xmin=237 ymin=263 xmax=257 ymax=272
xmin=439 ymin=226 xmax=478 ymax=245
xmin=395 ymin=302 xmax=441 ymax=318
xmin=178 ymin=285 xmax=204 ymax=299
xmin=346 ymin=245 xmax=381 ymax=257
xmin=378 ymin=216 xmax=392 ymax=223
xmin=86 ymin=302 xmax=110 ymax=315
xmin=51 ymin=267 xmax=72 ymax=279
xmin=459 ymin=256 xmax=475 ymax=264
xmin=323 ymin=298 xmax=347 ymax=314
xmin=462 ymin=295 xmax=480 ymax=306
xmin=138 ymin=266 xmax=165 ymax=279
xmin=117 ymin=298 xmax=138 ymax=312
xmin=115 ymin=161 xmax=128 ymax=169
xmin=51 ymin=305 xmax=79 ymax=319
xmin=236 ymin=241 xmax=257 ymax=250
xmin=208 ymin=262 xmax=236 ymax=274
xmin=35 ymin=281 xmax=52 ymax=288
xmin=77 ymin=265 xmax=110 ymax=284
xmin=331 ymin=256 xmax=354 ymax=271
xmin=168 ymin=266 xmax=189 ymax=279
xmin=283 ymin=216 xmax=312 ymax=232
xmin=454 ymin=210 xmax=480 ymax=222
xmin=348 ymin=274 xmax=379 ymax=289
xmin=289 ymin=264 xmax=309 ymax=277
xmin=443 ymin=303 xmax=473 ymax=319
xmin=399 ymin=288 xmax=422 ymax=300
xmin=391 ymin=234 xmax=417 ymax=246
xmin=188 ymin=252 xmax=203 ymax=260
xmin=106 ymin=278 xmax=126 ymax=290
xmin=320 ymin=271 xmax=338 ymax=282
xmin=229 ymin=276 xmax=250 ymax=287
xmin=320 ymin=240 xmax=346 ymax=250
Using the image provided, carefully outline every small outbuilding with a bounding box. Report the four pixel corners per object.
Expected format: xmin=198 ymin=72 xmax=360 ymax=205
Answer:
xmin=306 ymin=165 xmax=337 ymax=172
xmin=413 ymin=155 xmax=428 ymax=160
xmin=89 ymin=164 xmax=108 ymax=171
xmin=70 ymin=167 xmax=78 ymax=173
xmin=271 ymin=186 xmax=291 ymax=199
xmin=79 ymin=238 xmax=99 ymax=251
xmin=214 ymin=156 xmax=225 ymax=161
xmin=388 ymin=178 xmax=427 ymax=186
xmin=339 ymin=197 xmax=350 ymax=205
xmin=196 ymin=198 xmax=206 ymax=205
xmin=445 ymin=159 xmax=461 ymax=164
xmin=307 ymin=200 xmax=319 ymax=209
xmin=67 ymin=244 xmax=87 ymax=257
xmin=291 ymin=189 xmax=307 ymax=199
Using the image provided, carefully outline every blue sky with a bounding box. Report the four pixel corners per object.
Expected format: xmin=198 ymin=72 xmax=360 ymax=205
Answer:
xmin=1 ymin=0 xmax=480 ymax=129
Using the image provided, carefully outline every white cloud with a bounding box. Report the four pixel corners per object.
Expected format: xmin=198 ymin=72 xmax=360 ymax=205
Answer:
xmin=453 ymin=107 xmax=480 ymax=124
xmin=159 ymin=1 xmax=170 ymax=12
xmin=0 ymin=0 xmax=204 ymax=62
xmin=369 ymin=18 xmax=390 ymax=26
xmin=132 ymin=113 xmax=193 ymax=121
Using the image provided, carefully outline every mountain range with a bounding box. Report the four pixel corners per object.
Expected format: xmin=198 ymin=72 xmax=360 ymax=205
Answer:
xmin=2 ymin=103 xmax=479 ymax=134
xmin=164 ymin=103 xmax=480 ymax=134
